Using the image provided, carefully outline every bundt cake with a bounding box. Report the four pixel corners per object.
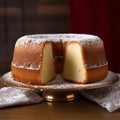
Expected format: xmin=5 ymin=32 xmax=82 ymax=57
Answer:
xmin=11 ymin=34 xmax=108 ymax=85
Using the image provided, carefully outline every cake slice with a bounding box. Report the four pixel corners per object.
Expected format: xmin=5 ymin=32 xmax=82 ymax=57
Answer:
xmin=40 ymin=42 xmax=56 ymax=84
xmin=12 ymin=41 xmax=56 ymax=85
xmin=62 ymin=41 xmax=108 ymax=84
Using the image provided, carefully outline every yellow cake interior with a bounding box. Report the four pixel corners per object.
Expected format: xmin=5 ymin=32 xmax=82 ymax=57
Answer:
xmin=40 ymin=43 xmax=56 ymax=84
xmin=62 ymin=42 xmax=87 ymax=83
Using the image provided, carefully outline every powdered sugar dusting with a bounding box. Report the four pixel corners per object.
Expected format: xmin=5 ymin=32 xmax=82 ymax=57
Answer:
xmin=12 ymin=61 xmax=108 ymax=70
xmin=15 ymin=34 xmax=102 ymax=47
xmin=86 ymin=61 xmax=108 ymax=69
xmin=12 ymin=62 xmax=40 ymax=70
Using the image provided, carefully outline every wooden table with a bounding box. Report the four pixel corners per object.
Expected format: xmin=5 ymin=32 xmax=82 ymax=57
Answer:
xmin=0 ymin=96 xmax=120 ymax=120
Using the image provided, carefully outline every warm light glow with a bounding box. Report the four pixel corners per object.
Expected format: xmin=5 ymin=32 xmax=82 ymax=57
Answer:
xmin=47 ymin=95 xmax=53 ymax=100
xmin=67 ymin=94 xmax=74 ymax=99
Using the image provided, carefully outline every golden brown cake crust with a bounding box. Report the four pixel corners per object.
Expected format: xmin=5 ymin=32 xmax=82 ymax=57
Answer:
xmin=12 ymin=66 xmax=41 ymax=85
xmin=12 ymin=41 xmax=44 ymax=70
xmin=86 ymin=66 xmax=108 ymax=83
xmin=12 ymin=66 xmax=55 ymax=85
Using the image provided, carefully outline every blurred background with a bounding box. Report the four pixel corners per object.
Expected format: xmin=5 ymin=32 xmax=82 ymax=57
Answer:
xmin=0 ymin=0 xmax=69 ymax=75
xmin=0 ymin=0 xmax=120 ymax=75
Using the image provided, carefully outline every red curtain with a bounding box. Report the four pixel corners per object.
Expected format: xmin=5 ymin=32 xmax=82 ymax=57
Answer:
xmin=69 ymin=0 xmax=120 ymax=73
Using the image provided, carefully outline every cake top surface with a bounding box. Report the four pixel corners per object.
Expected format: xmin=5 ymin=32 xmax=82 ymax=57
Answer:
xmin=15 ymin=34 xmax=102 ymax=46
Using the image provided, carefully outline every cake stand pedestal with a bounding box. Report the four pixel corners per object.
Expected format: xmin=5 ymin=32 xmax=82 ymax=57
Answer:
xmin=42 ymin=90 xmax=78 ymax=102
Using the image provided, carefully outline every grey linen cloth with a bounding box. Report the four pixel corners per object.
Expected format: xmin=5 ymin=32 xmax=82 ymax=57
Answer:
xmin=0 ymin=87 xmax=43 ymax=108
xmin=80 ymin=74 xmax=120 ymax=112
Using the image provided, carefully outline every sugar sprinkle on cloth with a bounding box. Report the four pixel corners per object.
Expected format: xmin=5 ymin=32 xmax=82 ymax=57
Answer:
xmin=0 ymin=87 xmax=43 ymax=108
xmin=80 ymin=74 xmax=120 ymax=112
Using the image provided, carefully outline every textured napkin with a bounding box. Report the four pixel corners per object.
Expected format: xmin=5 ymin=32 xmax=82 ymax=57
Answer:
xmin=80 ymin=74 xmax=120 ymax=112
xmin=0 ymin=87 xmax=43 ymax=108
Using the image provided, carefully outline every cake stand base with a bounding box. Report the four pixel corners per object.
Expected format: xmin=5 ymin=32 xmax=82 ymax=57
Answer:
xmin=42 ymin=90 xmax=78 ymax=102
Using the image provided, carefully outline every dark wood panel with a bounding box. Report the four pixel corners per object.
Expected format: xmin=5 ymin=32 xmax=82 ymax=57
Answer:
xmin=23 ymin=15 xmax=68 ymax=22
xmin=37 ymin=0 xmax=68 ymax=4
xmin=0 ymin=34 xmax=5 ymax=42
xmin=0 ymin=7 xmax=22 ymax=16
xmin=0 ymin=0 xmax=21 ymax=7
xmin=37 ymin=4 xmax=69 ymax=15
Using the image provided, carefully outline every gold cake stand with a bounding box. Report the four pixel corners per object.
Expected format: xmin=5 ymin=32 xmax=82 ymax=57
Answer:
xmin=0 ymin=71 xmax=119 ymax=102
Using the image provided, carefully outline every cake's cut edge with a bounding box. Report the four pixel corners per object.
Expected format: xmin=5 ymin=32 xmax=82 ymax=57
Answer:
xmin=62 ymin=42 xmax=87 ymax=83
xmin=40 ymin=42 xmax=56 ymax=84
